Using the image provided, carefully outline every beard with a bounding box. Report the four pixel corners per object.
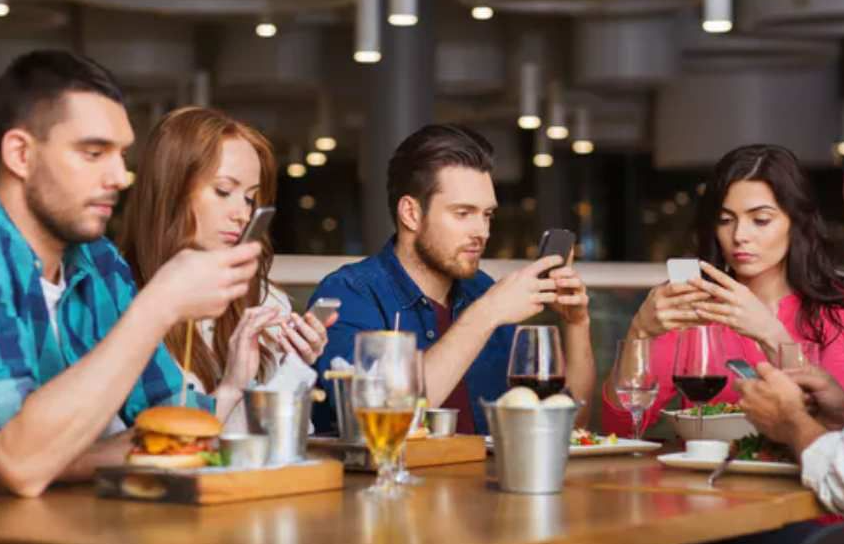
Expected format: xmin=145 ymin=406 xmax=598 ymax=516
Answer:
xmin=26 ymin=161 xmax=109 ymax=245
xmin=414 ymin=221 xmax=482 ymax=281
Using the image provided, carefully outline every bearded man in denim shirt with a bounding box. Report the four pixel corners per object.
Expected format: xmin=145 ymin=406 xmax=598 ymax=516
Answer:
xmin=311 ymin=124 xmax=595 ymax=434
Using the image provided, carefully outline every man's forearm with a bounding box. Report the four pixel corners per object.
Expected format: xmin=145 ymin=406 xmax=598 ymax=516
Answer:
xmin=0 ymin=286 xmax=178 ymax=497
xmin=788 ymin=412 xmax=828 ymax=458
xmin=424 ymin=300 xmax=498 ymax=408
xmin=58 ymin=431 xmax=134 ymax=483
xmin=563 ymin=319 xmax=595 ymax=427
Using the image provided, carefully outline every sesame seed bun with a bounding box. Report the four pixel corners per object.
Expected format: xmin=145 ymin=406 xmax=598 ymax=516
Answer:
xmin=134 ymin=406 xmax=221 ymax=438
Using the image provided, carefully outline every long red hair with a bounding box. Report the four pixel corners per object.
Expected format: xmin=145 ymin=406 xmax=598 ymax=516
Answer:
xmin=119 ymin=106 xmax=279 ymax=392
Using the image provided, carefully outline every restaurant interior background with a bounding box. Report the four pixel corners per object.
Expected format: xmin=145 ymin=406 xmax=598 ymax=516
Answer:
xmin=5 ymin=0 xmax=844 ymax=431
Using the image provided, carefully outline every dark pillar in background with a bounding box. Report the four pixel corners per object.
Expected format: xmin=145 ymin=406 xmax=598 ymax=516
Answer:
xmin=360 ymin=0 xmax=435 ymax=253
xmin=621 ymin=154 xmax=645 ymax=261
xmin=536 ymin=148 xmax=573 ymax=233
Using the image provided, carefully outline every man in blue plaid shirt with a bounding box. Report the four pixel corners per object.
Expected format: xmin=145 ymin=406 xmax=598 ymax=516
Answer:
xmin=0 ymin=51 xmax=262 ymax=497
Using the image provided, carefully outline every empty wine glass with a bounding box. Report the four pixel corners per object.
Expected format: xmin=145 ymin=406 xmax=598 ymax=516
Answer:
xmin=777 ymin=341 xmax=820 ymax=371
xmin=612 ymin=338 xmax=658 ymax=446
xmin=672 ymin=326 xmax=728 ymax=439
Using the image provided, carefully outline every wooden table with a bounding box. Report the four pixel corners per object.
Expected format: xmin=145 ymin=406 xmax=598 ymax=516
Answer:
xmin=0 ymin=454 xmax=825 ymax=544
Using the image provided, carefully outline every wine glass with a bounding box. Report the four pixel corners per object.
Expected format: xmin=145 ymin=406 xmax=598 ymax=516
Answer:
xmin=395 ymin=350 xmax=426 ymax=486
xmin=777 ymin=341 xmax=820 ymax=371
xmin=506 ymin=325 xmax=566 ymax=399
xmin=612 ymin=338 xmax=657 ymax=446
xmin=672 ymin=325 xmax=728 ymax=439
xmin=352 ymin=331 xmax=419 ymax=498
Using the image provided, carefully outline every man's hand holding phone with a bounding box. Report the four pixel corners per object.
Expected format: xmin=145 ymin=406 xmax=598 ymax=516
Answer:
xmin=536 ymin=229 xmax=589 ymax=324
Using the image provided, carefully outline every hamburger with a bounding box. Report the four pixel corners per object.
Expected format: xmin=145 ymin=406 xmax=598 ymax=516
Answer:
xmin=127 ymin=406 xmax=222 ymax=469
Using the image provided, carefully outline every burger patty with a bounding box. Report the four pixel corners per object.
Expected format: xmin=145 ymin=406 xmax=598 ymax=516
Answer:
xmin=132 ymin=432 xmax=215 ymax=455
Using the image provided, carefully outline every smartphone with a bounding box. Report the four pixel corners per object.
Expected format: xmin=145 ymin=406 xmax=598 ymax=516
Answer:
xmin=538 ymin=228 xmax=576 ymax=279
xmin=238 ymin=206 xmax=276 ymax=244
xmin=726 ymin=359 xmax=758 ymax=380
xmin=667 ymin=258 xmax=701 ymax=284
xmin=308 ymin=297 xmax=341 ymax=324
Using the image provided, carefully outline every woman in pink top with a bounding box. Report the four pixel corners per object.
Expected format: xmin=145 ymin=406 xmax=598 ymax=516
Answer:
xmin=603 ymin=145 xmax=844 ymax=437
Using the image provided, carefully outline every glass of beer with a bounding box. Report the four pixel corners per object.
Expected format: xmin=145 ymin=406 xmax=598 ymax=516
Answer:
xmin=352 ymin=331 xmax=419 ymax=497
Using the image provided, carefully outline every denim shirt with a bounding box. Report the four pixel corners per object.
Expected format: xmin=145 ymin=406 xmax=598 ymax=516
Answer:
xmin=309 ymin=239 xmax=514 ymax=435
xmin=0 ymin=203 xmax=212 ymax=429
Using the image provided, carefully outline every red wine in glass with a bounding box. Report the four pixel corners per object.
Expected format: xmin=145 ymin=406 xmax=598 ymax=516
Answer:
xmin=672 ymin=376 xmax=728 ymax=403
xmin=507 ymin=375 xmax=566 ymax=399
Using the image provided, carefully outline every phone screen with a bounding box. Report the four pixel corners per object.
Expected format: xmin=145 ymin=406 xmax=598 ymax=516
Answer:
xmin=726 ymin=359 xmax=757 ymax=380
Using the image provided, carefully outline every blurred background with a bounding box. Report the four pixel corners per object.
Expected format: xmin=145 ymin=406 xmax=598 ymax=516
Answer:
xmin=6 ymin=0 xmax=844 ymax=431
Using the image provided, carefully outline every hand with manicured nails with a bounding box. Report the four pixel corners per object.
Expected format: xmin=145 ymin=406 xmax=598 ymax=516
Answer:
xmin=630 ymin=282 xmax=710 ymax=338
xmin=277 ymin=311 xmax=338 ymax=365
xmin=148 ymin=243 xmax=261 ymax=322
xmin=689 ymin=261 xmax=790 ymax=349
xmin=219 ymin=306 xmax=287 ymax=392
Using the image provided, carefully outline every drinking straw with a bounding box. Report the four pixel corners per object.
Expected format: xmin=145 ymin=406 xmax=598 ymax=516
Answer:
xmin=179 ymin=319 xmax=195 ymax=406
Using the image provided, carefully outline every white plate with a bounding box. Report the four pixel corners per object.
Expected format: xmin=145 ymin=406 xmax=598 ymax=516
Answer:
xmin=657 ymin=452 xmax=800 ymax=476
xmin=484 ymin=436 xmax=661 ymax=457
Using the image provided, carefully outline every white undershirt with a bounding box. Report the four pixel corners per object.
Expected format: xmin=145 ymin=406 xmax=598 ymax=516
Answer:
xmin=39 ymin=264 xmax=66 ymax=343
xmin=40 ymin=265 xmax=126 ymax=437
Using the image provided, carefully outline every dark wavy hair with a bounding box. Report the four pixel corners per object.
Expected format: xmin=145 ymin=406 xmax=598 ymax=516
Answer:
xmin=695 ymin=144 xmax=844 ymax=347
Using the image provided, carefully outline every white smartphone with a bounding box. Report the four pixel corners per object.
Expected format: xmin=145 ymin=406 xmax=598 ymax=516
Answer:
xmin=308 ymin=297 xmax=341 ymax=324
xmin=666 ymin=258 xmax=701 ymax=284
xmin=238 ymin=206 xmax=276 ymax=244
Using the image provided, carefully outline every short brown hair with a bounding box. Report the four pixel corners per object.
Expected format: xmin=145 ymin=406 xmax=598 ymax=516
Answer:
xmin=387 ymin=124 xmax=494 ymax=225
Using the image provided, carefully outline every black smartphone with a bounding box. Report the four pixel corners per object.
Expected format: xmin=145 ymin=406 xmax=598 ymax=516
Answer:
xmin=726 ymin=359 xmax=758 ymax=380
xmin=238 ymin=206 xmax=276 ymax=244
xmin=538 ymin=228 xmax=576 ymax=279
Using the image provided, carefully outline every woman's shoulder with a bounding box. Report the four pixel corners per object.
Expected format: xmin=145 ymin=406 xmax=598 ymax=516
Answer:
xmin=262 ymin=282 xmax=292 ymax=315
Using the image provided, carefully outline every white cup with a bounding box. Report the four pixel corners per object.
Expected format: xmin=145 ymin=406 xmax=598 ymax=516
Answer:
xmin=685 ymin=439 xmax=729 ymax=461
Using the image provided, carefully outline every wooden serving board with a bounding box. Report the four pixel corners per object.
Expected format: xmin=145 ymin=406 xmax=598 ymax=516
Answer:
xmin=308 ymin=435 xmax=487 ymax=472
xmin=94 ymin=458 xmax=343 ymax=505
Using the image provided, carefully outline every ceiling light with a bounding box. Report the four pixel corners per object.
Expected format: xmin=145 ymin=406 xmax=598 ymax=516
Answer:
xmin=533 ymin=128 xmax=553 ymax=168
xmin=471 ymin=6 xmax=493 ymax=20
xmin=255 ymin=22 xmax=277 ymax=38
xmin=546 ymin=80 xmax=568 ymax=140
xmin=518 ymin=62 xmax=541 ymax=130
xmin=702 ymin=0 xmax=732 ymax=33
xmin=306 ymin=151 xmax=327 ymax=167
xmin=0 ymin=3 xmax=10 ymax=17
xmin=355 ymin=0 xmax=381 ymax=63
xmin=388 ymin=0 xmax=418 ymax=26
xmin=571 ymin=108 xmax=594 ymax=155
xmin=287 ymin=146 xmax=306 ymax=178
xmin=315 ymin=137 xmax=337 ymax=152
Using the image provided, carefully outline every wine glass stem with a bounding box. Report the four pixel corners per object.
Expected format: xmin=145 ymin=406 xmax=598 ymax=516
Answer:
xmin=696 ymin=403 xmax=703 ymax=439
xmin=631 ymin=410 xmax=643 ymax=441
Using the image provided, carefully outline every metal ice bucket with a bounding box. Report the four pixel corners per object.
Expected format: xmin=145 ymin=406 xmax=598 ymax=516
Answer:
xmin=482 ymin=400 xmax=577 ymax=494
xmin=243 ymin=387 xmax=313 ymax=464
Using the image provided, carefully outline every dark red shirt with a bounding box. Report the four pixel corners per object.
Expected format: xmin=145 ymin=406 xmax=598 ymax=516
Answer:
xmin=429 ymin=298 xmax=476 ymax=434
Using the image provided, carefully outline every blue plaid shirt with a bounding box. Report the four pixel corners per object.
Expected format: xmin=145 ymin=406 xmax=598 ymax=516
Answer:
xmin=0 ymin=204 xmax=212 ymax=429
xmin=309 ymin=239 xmax=515 ymax=435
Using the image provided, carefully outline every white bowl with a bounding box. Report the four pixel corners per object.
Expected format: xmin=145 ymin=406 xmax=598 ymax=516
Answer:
xmin=660 ymin=410 xmax=757 ymax=442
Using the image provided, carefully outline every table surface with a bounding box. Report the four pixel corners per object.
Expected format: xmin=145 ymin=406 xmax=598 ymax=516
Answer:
xmin=0 ymin=453 xmax=825 ymax=544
